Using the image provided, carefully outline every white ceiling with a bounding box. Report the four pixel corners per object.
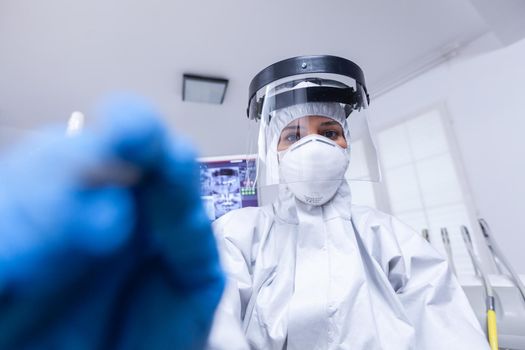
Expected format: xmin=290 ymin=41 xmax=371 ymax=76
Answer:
xmin=0 ymin=0 xmax=493 ymax=156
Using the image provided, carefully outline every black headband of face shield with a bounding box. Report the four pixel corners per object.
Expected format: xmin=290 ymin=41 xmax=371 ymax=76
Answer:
xmin=251 ymin=86 xmax=364 ymax=123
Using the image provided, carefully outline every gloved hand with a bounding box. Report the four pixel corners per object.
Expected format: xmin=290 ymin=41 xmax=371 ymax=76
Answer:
xmin=0 ymin=96 xmax=224 ymax=350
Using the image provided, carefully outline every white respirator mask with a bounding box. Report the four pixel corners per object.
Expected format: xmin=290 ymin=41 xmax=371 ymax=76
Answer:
xmin=278 ymin=134 xmax=349 ymax=206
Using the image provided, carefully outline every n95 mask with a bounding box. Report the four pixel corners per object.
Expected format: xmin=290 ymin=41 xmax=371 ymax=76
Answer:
xmin=278 ymin=134 xmax=349 ymax=206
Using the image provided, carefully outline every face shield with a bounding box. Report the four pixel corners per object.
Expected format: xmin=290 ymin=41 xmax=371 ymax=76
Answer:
xmin=246 ymin=56 xmax=381 ymax=204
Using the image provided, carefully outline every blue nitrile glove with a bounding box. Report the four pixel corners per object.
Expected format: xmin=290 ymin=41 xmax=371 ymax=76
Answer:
xmin=0 ymin=95 xmax=224 ymax=350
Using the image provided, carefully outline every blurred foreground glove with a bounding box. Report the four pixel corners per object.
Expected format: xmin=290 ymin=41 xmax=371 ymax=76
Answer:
xmin=0 ymin=96 xmax=224 ymax=349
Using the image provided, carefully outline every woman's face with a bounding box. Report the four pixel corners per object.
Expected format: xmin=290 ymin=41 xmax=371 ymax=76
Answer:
xmin=277 ymin=115 xmax=347 ymax=152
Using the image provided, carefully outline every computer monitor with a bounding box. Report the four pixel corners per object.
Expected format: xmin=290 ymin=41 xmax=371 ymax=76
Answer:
xmin=199 ymin=155 xmax=258 ymax=220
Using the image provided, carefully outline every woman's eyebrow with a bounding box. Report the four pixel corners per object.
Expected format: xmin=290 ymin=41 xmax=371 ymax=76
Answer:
xmin=319 ymin=121 xmax=339 ymax=127
xmin=281 ymin=125 xmax=306 ymax=132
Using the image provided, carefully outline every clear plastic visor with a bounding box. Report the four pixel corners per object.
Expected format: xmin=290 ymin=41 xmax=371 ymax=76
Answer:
xmin=246 ymin=73 xmax=381 ymax=190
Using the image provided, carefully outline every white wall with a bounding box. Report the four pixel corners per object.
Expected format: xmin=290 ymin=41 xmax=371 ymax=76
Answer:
xmin=371 ymin=34 xmax=525 ymax=273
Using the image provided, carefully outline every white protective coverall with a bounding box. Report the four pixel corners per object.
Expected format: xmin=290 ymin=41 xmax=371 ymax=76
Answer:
xmin=207 ymin=103 xmax=489 ymax=350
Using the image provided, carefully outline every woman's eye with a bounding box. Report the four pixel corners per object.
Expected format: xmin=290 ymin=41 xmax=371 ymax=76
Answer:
xmin=323 ymin=130 xmax=339 ymax=139
xmin=285 ymin=133 xmax=300 ymax=143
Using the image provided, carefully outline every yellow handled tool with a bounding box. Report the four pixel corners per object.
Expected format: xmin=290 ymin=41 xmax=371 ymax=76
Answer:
xmin=486 ymin=307 xmax=498 ymax=350
xmin=461 ymin=226 xmax=498 ymax=350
